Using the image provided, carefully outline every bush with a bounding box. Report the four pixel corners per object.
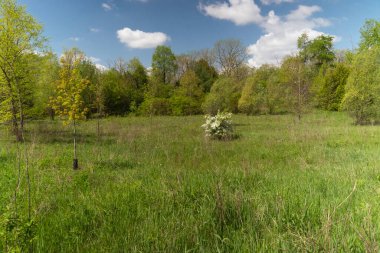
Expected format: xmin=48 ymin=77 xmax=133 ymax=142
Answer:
xmin=201 ymin=111 xmax=234 ymax=140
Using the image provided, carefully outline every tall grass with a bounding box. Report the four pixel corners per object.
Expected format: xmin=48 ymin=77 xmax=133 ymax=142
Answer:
xmin=1 ymin=111 xmax=380 ymax=252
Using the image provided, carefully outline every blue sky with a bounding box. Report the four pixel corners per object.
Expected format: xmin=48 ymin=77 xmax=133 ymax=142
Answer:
xmin=18 ymin=0 xmax=380 ymax=68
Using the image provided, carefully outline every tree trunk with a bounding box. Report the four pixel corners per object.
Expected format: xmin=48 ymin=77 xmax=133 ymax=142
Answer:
xmin=10 ymin=98 xmax=22 ymax=142
xmin=73 ymin=119 xmax=79 ymax=170
xmin=297 ymin=65 xmax=302 ymax=121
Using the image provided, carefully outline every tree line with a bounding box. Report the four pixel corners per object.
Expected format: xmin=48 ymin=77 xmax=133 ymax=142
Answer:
xmin=2 ymin=0 xmax=380 ymax=143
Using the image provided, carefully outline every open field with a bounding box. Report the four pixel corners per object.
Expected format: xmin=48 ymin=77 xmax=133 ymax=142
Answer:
xmin=1 ymin=112 xmax=380 ymax=252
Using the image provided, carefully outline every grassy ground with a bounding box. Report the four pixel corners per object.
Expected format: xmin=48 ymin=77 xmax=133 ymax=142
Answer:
xmin=1 ymin=111 xmax=380 ymax=252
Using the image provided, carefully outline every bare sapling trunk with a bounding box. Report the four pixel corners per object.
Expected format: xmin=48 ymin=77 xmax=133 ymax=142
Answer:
xmin=297 ymin=65 xmax=302 ymax=121
xmin=97 ymin=102 xmax=101 ymax=140
xmin=73 ymin=119 xmax=79 ymax=170
xmin=10 ymin=97 xmax=22 ymax=142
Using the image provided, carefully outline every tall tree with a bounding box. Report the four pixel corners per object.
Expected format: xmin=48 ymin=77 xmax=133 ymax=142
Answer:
xmin=315 ymin=63 xmax=350 ymax=111
xmin=213 ymin=39 xmax=247 ymax=77
xmin=151 ymin=45 xmax=177 ymax=84
xmin=298 ymin=33 xmax=335 ymax=68
xmin=192 ymin=59 xmax=218 ymax=93
xmin=359 ymin=19 xmax=380 ymax=51
xmin=341 ymin=46 xmax=380 ymax=125
xmin=50 ymin=48 xmax=90 ymax=169
xmin=0 ymin=0 xmax=45 ymax=141
xmin=127 ymin=57 xmax=147 ymax=109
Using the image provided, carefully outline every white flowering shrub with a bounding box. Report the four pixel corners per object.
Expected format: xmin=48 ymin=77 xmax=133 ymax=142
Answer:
xmin=201 ymin=111 xmax=234 ymax=140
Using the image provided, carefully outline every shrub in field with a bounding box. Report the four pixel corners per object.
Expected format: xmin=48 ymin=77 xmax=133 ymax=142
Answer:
xmin=201 ymin=111 xmax=234 ymax=140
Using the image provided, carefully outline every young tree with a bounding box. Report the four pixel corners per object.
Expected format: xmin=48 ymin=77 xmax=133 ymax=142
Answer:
xmin=0 ymin=0 xmax=45 ymax=141
xmin=279 ymin=56 xmax=311 ymax=120
xmin=50 ymin=48 xmax=90 ymax=169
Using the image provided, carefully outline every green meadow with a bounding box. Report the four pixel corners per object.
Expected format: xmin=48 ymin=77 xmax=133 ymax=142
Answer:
xmin=1 ymin=111 xmax=379 ymax=252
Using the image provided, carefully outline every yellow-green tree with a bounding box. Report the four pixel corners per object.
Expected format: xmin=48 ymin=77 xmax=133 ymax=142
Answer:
xmin=0 ymin=0 xmax=45 ymax=141
xmin=50 ymin=48 xmax=89 ymax=169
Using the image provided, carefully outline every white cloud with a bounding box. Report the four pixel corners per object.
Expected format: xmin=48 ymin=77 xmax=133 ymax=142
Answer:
xmin=102 ymin=3 xmax=112 ymax=11
xmin=86 ymin=56 xmax=109 ymax=71
xmin=88 ymin=56 xmax=101 ymax=63
xmin=199 ymin=0 xmax=263 ymax=25
xmin=95 ymin=64 xmax=109 ymax=71
xmin=117 ymin=27 xmax=170 ymax=49
xmin=247 ymin=5 xmax=334 ymax=67
xmin=90 ymin=28 xmax=100 ymax=33
xmin=200 ymin=1 xmax=335 ymax=67
xmin=260 ymin=0 xmax=293 ymax=5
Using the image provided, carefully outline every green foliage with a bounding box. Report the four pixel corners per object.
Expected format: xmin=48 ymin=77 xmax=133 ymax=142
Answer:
xmin=238 ymin=65 xmax=284 ymax=115
xmin=170 ymin=70 xmax=204 ymax=116
xmin=203 ymin=77 xmax=243 ymax=115
xmin=138 ymin=74 xmax=174 ymax=116
xmin=0 ymin=0 xmax=45 ymax=140
xmin=32 ymin=52 xmax=60 ymax=119
xmin=315 ymin=63 xmax=350 ymax=111
xmin=192 ymin=59 xmax=218 ymax=92
xmin=359 ymin=19 xmax=380 ymax=51
xmin=341 ymin=47 xmax=380 ymax=124
xmin=138 ymin=97 xmax=172 ymax=115
xmin=279 ymin=56 xmax=312 ymax=119
xmin=298 ymin=33 xmax=335 ymax=68
xmin=152 ymin=45 xmax=177 ymax=84
xmin=0 ymin=206 xmax=36 ymax=252
xmin=102 ymin=69 xmax=128 ymax=115
xmin=101 ymin=59 xmax=147 ymax=116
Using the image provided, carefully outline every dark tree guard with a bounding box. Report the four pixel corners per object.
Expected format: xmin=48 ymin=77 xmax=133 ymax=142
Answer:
xmin=73 ymin=159 xmax=79 ymax=170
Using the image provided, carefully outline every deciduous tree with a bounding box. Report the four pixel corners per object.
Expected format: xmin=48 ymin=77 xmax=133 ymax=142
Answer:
xmin=0 ymin=0 xmax=45 ymax=141
xmin=50 ymin=48 xmax=90 ymax=169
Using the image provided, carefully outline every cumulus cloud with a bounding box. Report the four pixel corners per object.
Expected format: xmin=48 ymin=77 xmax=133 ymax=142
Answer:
xmin=260 ymin=0 xmax=293 ymax=5
xmin=199 ymin=0 xmax=263 ymax=25
xmin=87 ymin=56 xmax=109 ymax=71
xmin=117 ymin=27 xmax=169 ymax=49
xmin=200 ymin=0 xmax=336 ymax=67
xmin=102 ymin=3 xmax=112 ymax=11
xmin=247 ymin=5 xmax=332 ymax=67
